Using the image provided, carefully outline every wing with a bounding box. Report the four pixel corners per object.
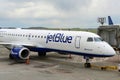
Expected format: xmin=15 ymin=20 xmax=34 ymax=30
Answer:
xmin=0 ymin=41 xmax=44 ymax=49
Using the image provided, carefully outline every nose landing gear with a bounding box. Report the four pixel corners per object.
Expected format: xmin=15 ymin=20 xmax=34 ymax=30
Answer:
xmin=84 ymin=56 xmax=92 ymax=68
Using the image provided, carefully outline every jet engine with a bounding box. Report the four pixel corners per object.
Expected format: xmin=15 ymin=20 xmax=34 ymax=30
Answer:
xmin=10 ymin=47 xmax=30 ymax=59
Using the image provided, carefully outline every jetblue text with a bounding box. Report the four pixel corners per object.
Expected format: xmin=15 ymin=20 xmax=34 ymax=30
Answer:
xmin=46 ymin=33 xmax=72 ymax=43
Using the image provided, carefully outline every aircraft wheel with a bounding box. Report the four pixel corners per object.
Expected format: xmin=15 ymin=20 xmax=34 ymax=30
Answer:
xmin=84 ymin=63 xmax=91 ymax=68
xmin=38 ymin=52 xmax=46 ymax=56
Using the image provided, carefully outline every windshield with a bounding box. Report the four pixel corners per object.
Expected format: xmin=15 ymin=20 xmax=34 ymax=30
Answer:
xmin=94 ymin=37 xmax=103 ymax=42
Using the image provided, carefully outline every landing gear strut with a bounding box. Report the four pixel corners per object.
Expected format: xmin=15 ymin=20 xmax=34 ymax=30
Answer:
xmin=84 ymin=57 xmax=91 ymax=68
xmin=9 ymin=54 xmax=14 ymax=60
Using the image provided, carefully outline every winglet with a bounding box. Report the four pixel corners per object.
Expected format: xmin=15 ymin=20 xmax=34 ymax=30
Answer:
xmin=108 ymin=16 xmax=113 ymax=25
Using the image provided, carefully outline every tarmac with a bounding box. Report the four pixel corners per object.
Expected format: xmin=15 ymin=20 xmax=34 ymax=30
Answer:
xmin=0 ymin=46 xmax=120 ymax=80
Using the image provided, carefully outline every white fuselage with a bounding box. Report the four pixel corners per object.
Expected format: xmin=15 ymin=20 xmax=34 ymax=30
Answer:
xmin=0 ymin=29 xmax=116 ymax=57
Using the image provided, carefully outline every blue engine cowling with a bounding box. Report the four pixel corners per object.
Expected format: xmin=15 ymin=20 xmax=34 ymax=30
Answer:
xmin=11 ymin=47 xmax=30 ymax=59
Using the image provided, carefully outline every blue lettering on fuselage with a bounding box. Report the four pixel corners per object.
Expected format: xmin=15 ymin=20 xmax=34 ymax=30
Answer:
xmin=46 ymin=33 xmax=72 ymax=43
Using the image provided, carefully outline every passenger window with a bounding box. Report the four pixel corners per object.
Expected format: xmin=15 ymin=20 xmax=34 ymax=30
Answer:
xmin=38 ymin=36 xmax=40 ymax=38
xmin=87 ymin=37 xmax=93 ymax=42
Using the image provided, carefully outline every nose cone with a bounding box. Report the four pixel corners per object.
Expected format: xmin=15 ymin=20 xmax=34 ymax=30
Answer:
xmin=103 ymin=42 xmax=116 ymax=57
xmin=106 ymin=46 xmax=116 ymax=56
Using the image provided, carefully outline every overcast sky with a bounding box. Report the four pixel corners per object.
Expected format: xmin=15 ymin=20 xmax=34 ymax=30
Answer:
xmin=0 ymin=0 xmax=120 ymax=28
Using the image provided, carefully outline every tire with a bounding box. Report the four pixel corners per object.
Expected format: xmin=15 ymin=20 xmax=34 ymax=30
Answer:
xmin=84 ymin=63 xmax=91 ymax=68
xmin=38 ymin=52 xmax=46 ymax=56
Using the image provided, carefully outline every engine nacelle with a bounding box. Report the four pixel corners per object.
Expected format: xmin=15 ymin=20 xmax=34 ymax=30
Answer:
xmin=11 ymin=47 xmax=30 ymax=59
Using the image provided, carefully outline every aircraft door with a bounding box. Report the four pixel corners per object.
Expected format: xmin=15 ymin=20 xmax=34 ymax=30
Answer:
xmin=75 ymin=36 xmax=81 ymax=48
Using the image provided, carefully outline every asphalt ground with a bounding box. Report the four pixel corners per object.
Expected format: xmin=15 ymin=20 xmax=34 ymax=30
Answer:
xmin=0 ymin=47 xmax=119 ymax=80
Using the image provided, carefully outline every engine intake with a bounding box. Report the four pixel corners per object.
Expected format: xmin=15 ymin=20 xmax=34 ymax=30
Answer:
xmin=11 ymin=47 xmax=30 ymax=59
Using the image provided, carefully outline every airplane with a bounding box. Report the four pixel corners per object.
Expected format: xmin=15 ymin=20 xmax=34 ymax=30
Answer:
xmin=0 ymin=28 xmax=116 ymax=68
xmin=108 ymin=16 xmax=114 ymax=25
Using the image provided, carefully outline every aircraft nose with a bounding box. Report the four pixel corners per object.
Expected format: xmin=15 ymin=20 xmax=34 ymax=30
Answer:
xmin=103 ymin=42 xmax=116 ymax=56
xmin=107 ymin=47 xmax=116 ymax=56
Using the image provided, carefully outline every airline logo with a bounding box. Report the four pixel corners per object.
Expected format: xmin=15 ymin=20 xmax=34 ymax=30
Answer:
xmin=46 ymin=33 xmax=72 ymax=43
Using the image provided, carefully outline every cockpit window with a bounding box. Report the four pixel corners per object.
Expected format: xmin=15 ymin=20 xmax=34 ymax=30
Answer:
xmin=94 ymin=37 xmax=102 ymax=42
xmin=87 ymin=37 xmax=93 ymax=42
